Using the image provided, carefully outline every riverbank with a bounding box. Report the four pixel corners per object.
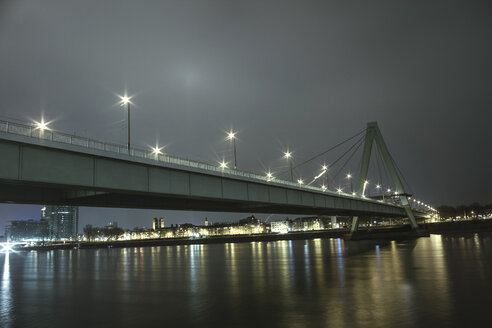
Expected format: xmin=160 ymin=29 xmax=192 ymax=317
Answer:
xmin=21 ymin=219 xmax=492 ymax=251
xmin=23 ymin=229 xmax=347 ymax=251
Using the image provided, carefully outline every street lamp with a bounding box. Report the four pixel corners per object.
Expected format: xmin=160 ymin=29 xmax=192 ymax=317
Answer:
xmin=266 ymin=171 xmax=274 ymax=181
xmin=284 ymin=151 xmax=293 ymax=182
xmin=321 ymin=164 xmax=329 ymax=188
xmin=376 ymin=184 xmax=383 ymax=201
xmin=151 ymin=144 xmax=163 ymax=159
xmin=346 ymin=173 xmax=353 ymax=193
xmin=33 ymin=119 xmax=51 ymax=139
xmin=219 ymin=160 xmax=228 ymax=169
xmin=226 ymin=130 xmax=237 ymax=169
xmin=35 ymin=120 xmax=49 ymax=131
xmin=120 ymin=95 xmax=131 ymax=151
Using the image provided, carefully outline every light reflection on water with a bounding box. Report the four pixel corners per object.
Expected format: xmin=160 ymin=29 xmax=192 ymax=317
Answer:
xmin=0 ymin=233 xmax=492 ymax=327
xmin=1 ymin=251 xmax=12 ymax=328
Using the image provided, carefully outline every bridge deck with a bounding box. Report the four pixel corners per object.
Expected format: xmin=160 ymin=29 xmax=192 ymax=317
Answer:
xmin=0 ymin=120 xmax=412 ymax=218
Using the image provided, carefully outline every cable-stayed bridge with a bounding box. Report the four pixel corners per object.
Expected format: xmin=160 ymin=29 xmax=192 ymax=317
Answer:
xmin=0 ymin=119 xmax=434 ymax=231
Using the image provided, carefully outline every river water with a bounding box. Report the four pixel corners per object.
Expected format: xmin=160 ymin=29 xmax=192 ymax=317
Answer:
xmin=1 ymin=233 xmax=491 ymax=328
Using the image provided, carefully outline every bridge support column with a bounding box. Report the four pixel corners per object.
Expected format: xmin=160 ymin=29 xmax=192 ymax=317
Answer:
xmin=330 ymin=216 xmax=337 ymax=228
xmin=350 ymin=216 xmax=360 ymax=233
xmin=401 ymin=196 xmax=418 ymax=229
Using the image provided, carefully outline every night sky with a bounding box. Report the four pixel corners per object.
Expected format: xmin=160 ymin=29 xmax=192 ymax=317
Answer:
xmin=0 ymin=0 xmax=491 ymax=232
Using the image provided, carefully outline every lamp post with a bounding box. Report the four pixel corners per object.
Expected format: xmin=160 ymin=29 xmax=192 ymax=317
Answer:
xmin=346 ymin=173 xmax=353 ymax=194
xmin=35 ymin=120 xmax=49 ymax=131
xmin=34 ymin=119 xmax=50 ymax=138
xmin=120 ymin=95 xmax=131 ymax=151
xmin=284 ymin=151 xmax=293 ymax=182
xmin=152 ymin=144 xmax=162 ymax=160
xmin=219 ymin=160 xmax=228 ymax=170
xmin=227 ymin=131 xmax=237 ymax=169
xmin=321 ymin=164 xmax=328 ymax=189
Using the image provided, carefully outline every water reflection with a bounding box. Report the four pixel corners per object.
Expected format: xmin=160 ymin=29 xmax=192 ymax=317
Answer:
xmin=1 ymin=252 xmax=12 ymax=328
xmin=1 ymin=233 xmax=492 ymax=327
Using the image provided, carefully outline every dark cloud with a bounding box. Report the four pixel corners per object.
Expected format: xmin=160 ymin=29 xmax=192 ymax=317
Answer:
xmin=1 ymin=0 xmax=491 ymax=231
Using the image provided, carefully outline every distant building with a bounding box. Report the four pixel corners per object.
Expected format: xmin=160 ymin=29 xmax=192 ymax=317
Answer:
xmin=271 ymin=220 xmax=291 ymax=233
xmin=122 ymin=215 xmax=276 ymax=241
xmin=6 ymin=219 xmax=49 ymax=241
xmin=292 ymin=217 xmax=322 ymax=231
xmin=43 ymin=205 xmax=79 ymax=240
xmin=152 ymin=218 xmax=165 ymax=230
xmin=105 ymin=221 xmax=118 ymax=229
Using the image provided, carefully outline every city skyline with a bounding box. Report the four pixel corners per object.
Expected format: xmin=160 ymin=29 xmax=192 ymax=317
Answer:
xmin=0 ymin=203 xmax=305 ymax=234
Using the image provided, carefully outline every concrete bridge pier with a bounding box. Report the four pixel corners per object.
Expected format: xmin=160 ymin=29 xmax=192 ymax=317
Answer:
xmin=350 ymin=216 xmax=360 ymax=233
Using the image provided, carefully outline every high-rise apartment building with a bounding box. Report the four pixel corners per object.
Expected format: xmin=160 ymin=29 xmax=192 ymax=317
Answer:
xmin=42 ymin=205 xmax=79 ymax=240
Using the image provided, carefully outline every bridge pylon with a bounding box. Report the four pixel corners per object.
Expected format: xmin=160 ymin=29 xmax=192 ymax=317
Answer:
xmin=350 ymin=122 xmax=418 ymax=232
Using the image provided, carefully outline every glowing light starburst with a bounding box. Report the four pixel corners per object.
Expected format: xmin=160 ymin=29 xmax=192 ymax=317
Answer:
xmin=0 ymin=242 xmax=14 ymax=252
xmin=151 ymin=145 xmax=163 ymax=155
xmin=34 ymin=119 xmax=50 ymax=131
xmin=226 ymin=130 xmax=236 ymax=140
xmin=120 ymin=95 xmax=131 ymax=105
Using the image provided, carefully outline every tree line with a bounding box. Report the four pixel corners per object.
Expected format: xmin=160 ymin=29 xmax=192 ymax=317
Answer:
xmin=437 ymin=203 xmax=492 ymax=219
xmin=83 ymin=224 xmax=125 ymax=242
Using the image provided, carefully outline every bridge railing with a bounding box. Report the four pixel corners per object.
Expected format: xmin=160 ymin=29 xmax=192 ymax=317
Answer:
xmin=0 ymin=119 xmax=406 ymax=206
